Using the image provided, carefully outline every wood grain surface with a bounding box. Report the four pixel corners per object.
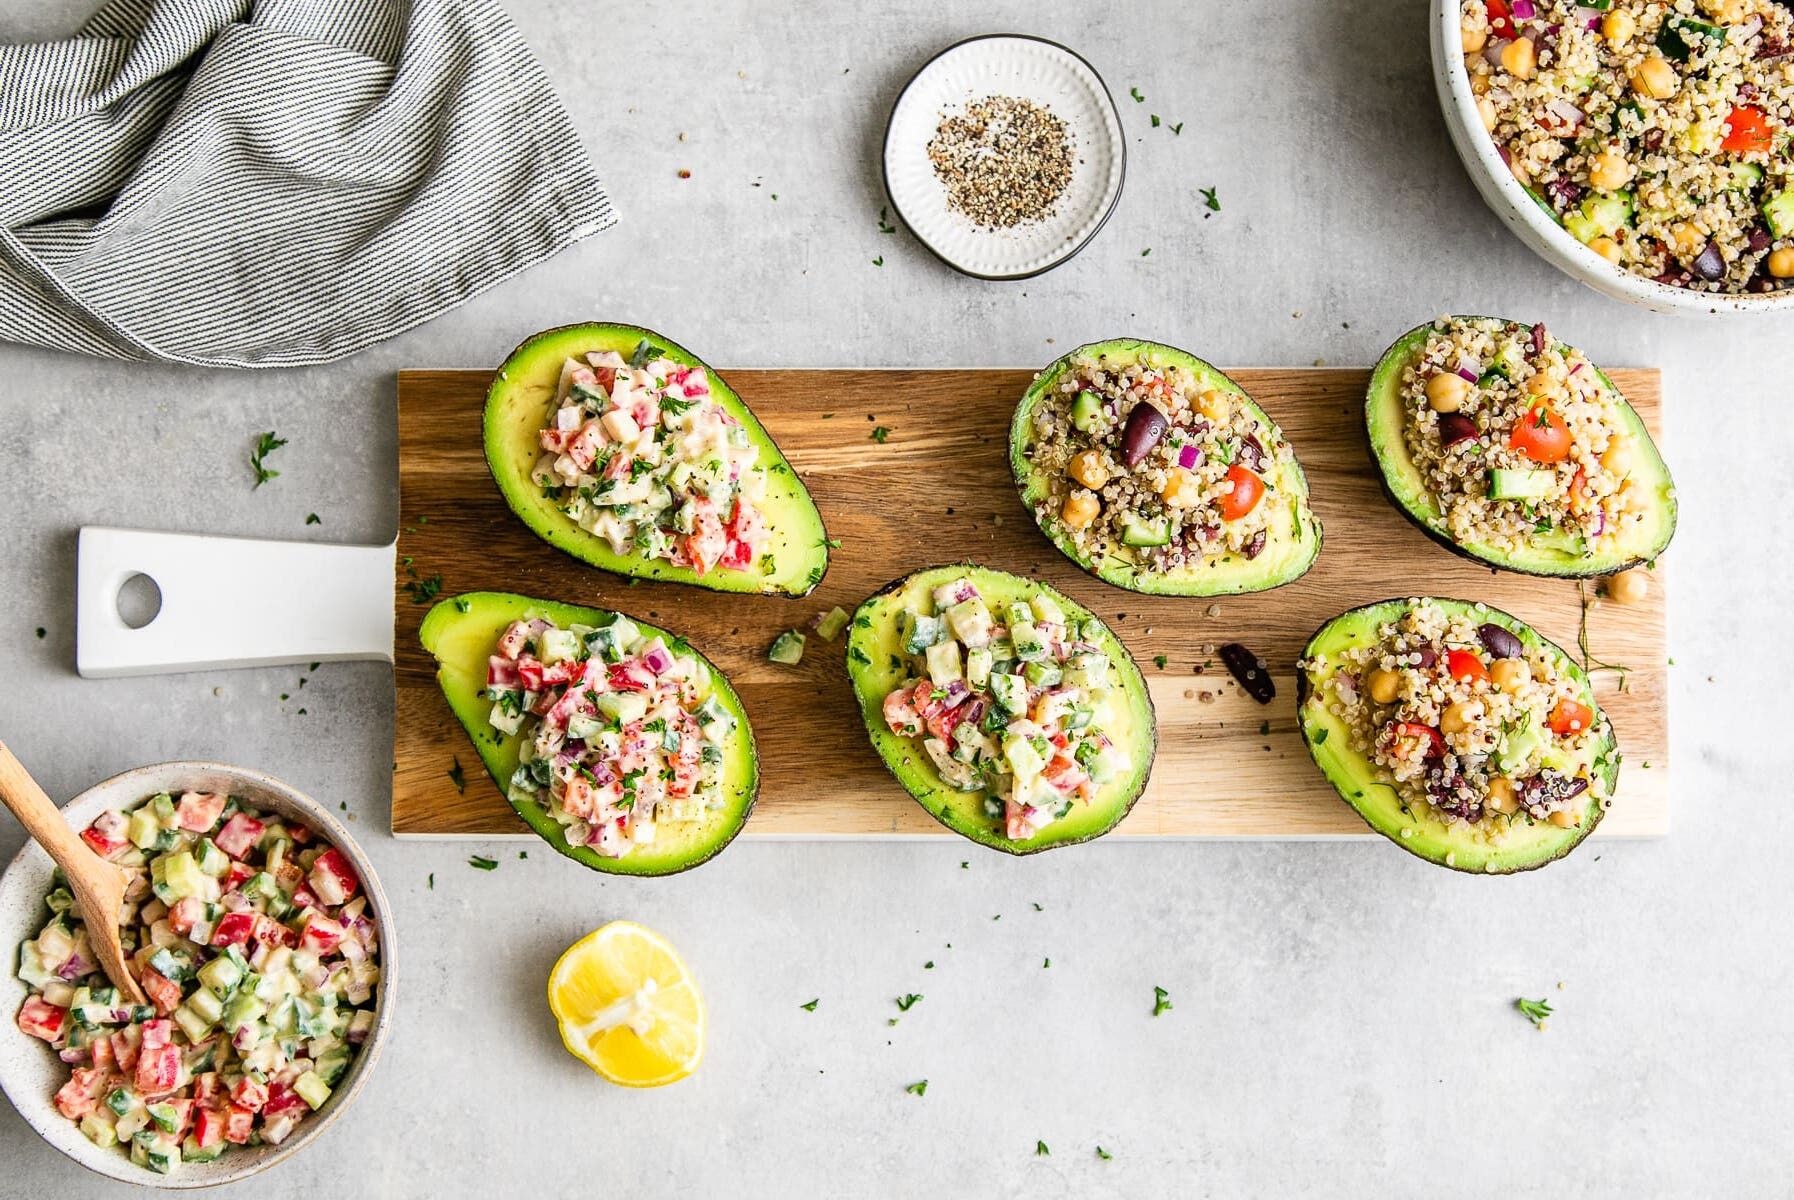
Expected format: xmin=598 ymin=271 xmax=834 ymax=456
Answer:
xmin=392 ymin=366 xmax=1668 ymax=841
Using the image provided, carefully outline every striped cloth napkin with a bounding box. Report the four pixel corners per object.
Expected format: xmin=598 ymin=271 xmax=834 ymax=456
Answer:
xmin=0 ymin=0 xmax=614 ymax=367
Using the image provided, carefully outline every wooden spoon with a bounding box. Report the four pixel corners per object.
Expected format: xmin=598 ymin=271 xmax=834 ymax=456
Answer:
xmin=0 ymin=741 xmax=147 ymax=1006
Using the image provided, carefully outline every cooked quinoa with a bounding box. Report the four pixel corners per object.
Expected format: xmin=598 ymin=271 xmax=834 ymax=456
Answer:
xmin=1302 ymin=601 xmax=1608 ymax=833
xmin=1024 ymin=354 xmax=1293 ymax=574
xmin=1398 ymin=316 xmax=1651 ymax=554
xmin=1462 ymin=0 xmax=1794 ymax=294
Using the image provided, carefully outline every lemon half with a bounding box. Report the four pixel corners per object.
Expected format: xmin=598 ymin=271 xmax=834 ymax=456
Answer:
xmin=548 ymin=921 xmax=705 ymax=1087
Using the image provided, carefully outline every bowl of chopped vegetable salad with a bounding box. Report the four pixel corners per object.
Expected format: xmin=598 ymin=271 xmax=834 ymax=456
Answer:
xmin=0 ymin=761 xmax=393 ymax=1187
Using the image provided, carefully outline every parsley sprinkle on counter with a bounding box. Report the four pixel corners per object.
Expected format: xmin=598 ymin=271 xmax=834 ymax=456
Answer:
xmin=1150 ymin=114 xmax=1160 ymax=127
xmin=404 ymin=575 xmax=443 ymax=605
xmin=872 ymin=255 xmax=884 ymax=267
xmin=1201 ymin=186 xmax=1221 ymax=212
xmin=1153 ymin=654 xmax=1169 ymax=669
xmin=905 ymin=1080 xmax=928 ymax=1096
xmin=35 ymin=627 xmax=46 ymax=639
xmin=896 ymin=993 xmax=922 ymax=1012
xmin=801 ymin=998 xmax=819 ymax=1012
xmin=870 ymin=426 xmax=890 ymax=443
xmin=1129 ymin=86 xmax=1144 ymax=102
xmin=249 ymin=430 xmax=287 ymax=488
xmin=305 ymin=512 xmax=321 ymax=525
xmin=1516 ymin=997 xmax=1553 ymax=1029
xmin=468 ymin=855 xmax=498 ymax=871
xmin=1152 ymin=985 xmax=1173 ymax=1016
xmin=1036 ymin=1140 xmax=1051 ymax=1157
xmin=1097 ymin=1146 xmax=1113 ymax=1160
xmin=447 ymin=759 xmax=466 ymax=793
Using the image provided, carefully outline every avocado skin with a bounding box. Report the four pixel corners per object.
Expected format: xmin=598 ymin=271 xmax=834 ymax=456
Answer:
xmin=419 ymin=591 xmax=758 ymax=877
xmin=845 ymin=564 xmax=1158 ymax=855
xmin=485 ymin=322 xmax=830 ymax=596
xmin=1364 ymin=319 xmax=1676 ymax=578
xmin=1295 ymin=597 xmax=1617 ymax=875
xmin=1008 ymin=338 xmax=1323 ymax=596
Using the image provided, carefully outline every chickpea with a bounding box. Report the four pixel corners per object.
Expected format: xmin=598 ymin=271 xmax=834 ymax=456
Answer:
xmin=1588 ymin=149 xmax=1633 ymax=193
xmin=1470 ymin=70 xmax=1493 ymax=97
xmin=1440 ymin=701 xmax=1478 ymax=735
xmin=1462 ymin=22 xmax=1488 ymax=54
xmin=1490 ymin=658 xmax=1530 ymax=693
xmin=1160 ymin=467 xmax=1204 ymax=509
xmin=1067 ymin=449 xmax=1109 ymax=490
xmin=1366 ymin=668 xmax=1403 ymax=705
xmin=1701 ymin=0 xmax=1751 ymax=23
xmin=1501 ymin=36 xmax=1537 ymax=79
xmin=1588 ymin=236 xmax=1624 ymax=265
xmin=1524 ymin=371 xmax=1561 ymax=399
xmin=1602 ymin=8 xmax=1635 ymax=45
xmin=1426 ymin=372 xmax=1471 ymax=413
xmin=1486 ymin=777 xmax=1519 ymax=814
xmin=1061 ymin=489 xmax=1100 ymax=530
xmin=1478 ymin=96 xmax=1499 ymax=133
xmin=1604 ymin=568 xmax=1649 ymax=605
xmin=1600 ymin=435 xmax=1631 ymax=475
xmin=1548 ymin=809 xmax=1579 ymax=829
xmin=1669 ymin=221 xmax=1705 ymax=259
xmin=1768 ymin=247 xmax=1794 ymax=279
xmin=1630 ymin=55 xmax=1678 ymax=100
xmin=1196 ymin=389 xmax=1230 ymax=422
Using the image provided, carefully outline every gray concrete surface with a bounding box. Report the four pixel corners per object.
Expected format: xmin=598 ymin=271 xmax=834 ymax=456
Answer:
xmin=2 ymin=0 xmax=1790 ymax=1196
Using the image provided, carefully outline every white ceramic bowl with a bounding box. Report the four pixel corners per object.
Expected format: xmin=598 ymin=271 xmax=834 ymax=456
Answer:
xmin=1430 ymin=0 xmax=1794 ymax=316
xmin=0 ymin=762 xmax=394 ymax=1188
xmin=883 ymin=34 xmax=1125 ymax=279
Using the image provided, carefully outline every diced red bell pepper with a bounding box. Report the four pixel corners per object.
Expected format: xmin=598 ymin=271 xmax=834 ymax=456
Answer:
xmin=231 ymin=1075 xmax=269 ymax=1112
xmin=516 ymin=656 xmax=545 ymax=691
xmin=300 ymin=915 xmax=345 ymax=955
xmin=142 ymin=967 xmax=182 ymax=1016
xmin=167 ymin=896 xmax=205 ymax=936
xmin=134 ymin=1041 xmax=181 ymax=1095
xmin=110 ymin=1030 xmax=139 ymax=1072
xmin=262 ymin=1081 xmax=311 ymax=1117
xmin=487 ymin=655 xmax=521 ymax=689
xmin=1487 ymin=0 xmax=1515 ymax=39
xmin=307 ymin=848 xmax=360 ymax=906
xmin=287 ymin=822 xmax=313 ymax=845
xmin=214 ymin=812 xmax=265 ymax=858
xmin=16 ymin=997 xmax=66 ymax=1042
xmin=211 ymin=911 xmax=258 ymax=947
xmin=140 ymin=1018 xmax=173 ymax=1050
xmin=54 ymin=1067 xmax=109 ymax=1119
xmin=496 ymin=620 xmax=531 ymax=659
xmin=222 ymin=1104 xmax=256 ymax=1144
xmin=223 ymin=860 xmax=256 ymax=891
xmin=192 ymin=1070 xmax=223 ymax=1107
xmin=193 ymin=1106 xmax=229 ymax=1150
xmin=882 ymin=689 xmax=924 ymax=737
xmin=175 ymin=791 xmax=227 ymax=833
xmin=164 ymin=1097 xmax=195 ymax=1137
xmin=79 ymin=823 xmax=130 ymax=860
xmin=89 ymin=1031 xmax=115 ymax=1070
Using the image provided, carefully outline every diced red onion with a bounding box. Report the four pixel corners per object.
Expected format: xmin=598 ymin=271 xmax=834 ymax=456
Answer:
xmin=1177 ymin=444 xmax=1200 ymax=469
xmin=1512 ymin=0 xmax=1535 ymax=19
xmin=1484 ymin=38 xmax=1511 ymax=67
xmin=641 ymin=644 xmax=675 ymax=675
xmin=1573 ymin=5 xmax=1600 ymax=27
xmin=1454 ymin=357 xmax=1481 ymax=381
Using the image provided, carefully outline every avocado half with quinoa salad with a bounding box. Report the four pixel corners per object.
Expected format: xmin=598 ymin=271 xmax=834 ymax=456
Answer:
xmin=845 ymin=565 xmax=1155 ymax=854
xmin=420 ymin=591 xmax=756 ymax=876
xmin=485 ymin=322 xmax=829 ymax=596
xmin=1010 ymin=339 xmax=1322 ymax=596
xmin=1297 ymin=597 xmax=1617 ymax=874
xmin=1367 ymin=317 xmax=1675 ymax=576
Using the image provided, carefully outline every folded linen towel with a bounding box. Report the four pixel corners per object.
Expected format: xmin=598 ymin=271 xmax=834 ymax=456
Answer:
xmin=0 ymin=0 xmax=614 ymax=367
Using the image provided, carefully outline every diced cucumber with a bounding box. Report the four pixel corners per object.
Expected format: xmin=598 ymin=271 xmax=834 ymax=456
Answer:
xmin=901 ymin=612 xmax=945 ymax=655
xmin=965 ymin=647 xmax=994 ymax=688
xmin=1497 ymin=722 xmax=1546 ymax=774
xmin=107 ymin=1088 xmax=135 ymax=1118
xmin=182 ymin=1135 xmax=225 ymax=1163
xmin=1002 ymin=733 xmax=1047 ymax=782
xmin=80 ymin=1111 xmax=119 ymax=1148
xmin=1009 ymin=621 xmax=1047 ymax=662
xmin=923 ymin=639 xmax=962 ymax=686
xmin=943 ymin=599 xmax=993 ymax=647
xmin=1006 ymin=602 xmax=1033 ymax=628
xmin=294 ymin=1069 xmax=333 ymax=1110
xmin=148 ymin=1102 xmax=180 ymax=1133
xmin=1728 ymin=162 xmax=1764 ymax=192
xmin=539 ymin=628 xmax=580 ymax=664
xmin=1023 ymin=661 xmax=1062 ymax=689
xmin=17 ymin=940 xmax=52 ymax=989
xmin=695 ymin=695 xmax=736 ymax=743
xmin=1763 ymin=188 xmax=1794 ymax=240
xmin=814 ymin=606 xmax=850 ymax=641
xmin=1029 ymin=594 xmax=1066 ymax=627
xmin=594 ymin=691 xmax=649 ymax=724
xmin=1562 ymin=190 xmax=1633 ymax=245
xmin=767 ymin=630 xmax=806 ymax=665
xmin=187 ymin=986 xmax=225 ymax=1024
xmin=1062 ymin=651 xmax=1111 ymax=689
xmin=566 ymin=712 xmax=605 ymax=742
xmin=149 ymin=793 xmax=178 ymax=827
xmin=1655 ymin=15 xmax=1722 ymax=61
xmin=1488 ymin=468 xmax=1555 ymax=501
xmin=989 ymin=673 xmax=1029 ymax=715
xmin=127 ymin=808 xmax=161 ymax=850
xmin=148 ymin=946 xmax=192 ymax=982
xmin=172 ymin=1003 xmax=213 ymax=1043
xmin=1119 ymin=512 xmax=1171 ymax=547
xmin=315 ymin=1043 xmax=353 ymax=1086
xmin=193 ymin=838 xmax=228 ymax=877
xmin=1070 ymin=390 xmax=1104 ymax=434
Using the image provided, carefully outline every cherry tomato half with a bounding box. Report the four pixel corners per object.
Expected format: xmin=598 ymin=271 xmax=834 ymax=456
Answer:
xmin=1389 ymin=721 xmax=1446 ymax=760
xmin=1509 ymin=403 xmax=1573 ymax=465
xmin=1720 ymin=105 xmax=1775 ymax=155
xmin=1547 ymin=698 xmax=1595 ymax=736
xmin=1446 ymin=649 xmax=1489 ymax=684
xmin=1486 ymin=0 xmax=1515 ymax=39
xmin=1220 ymin=465 xmax=1264 ymax=520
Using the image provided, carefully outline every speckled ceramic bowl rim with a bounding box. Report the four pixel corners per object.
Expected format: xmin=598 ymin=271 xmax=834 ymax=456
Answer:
xmin=1430 ymin=0 xmax=1794 ymax=316
xmin=0 ymin=761 xmax=394 ymax=1189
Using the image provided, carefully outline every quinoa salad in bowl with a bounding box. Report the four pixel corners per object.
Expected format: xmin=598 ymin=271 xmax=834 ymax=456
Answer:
xmin=1299 ymin=598 xmax=1618 ymax=873
xmin=1009 ymin=339 xmax=1321 ymax=596
xmin=1366 ymin=316 xmax=1676 ymax=576
xmin=1458 ymin=0 xmax=1794 ymax=297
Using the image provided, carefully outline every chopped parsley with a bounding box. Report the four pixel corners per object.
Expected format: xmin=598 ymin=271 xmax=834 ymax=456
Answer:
xmin=35 ymin=627 xmax=46 ymax=640
xmin=1152 ymin=985 xmax=1173 ymax=1016
xmin=1171 ymin=121 xmax=1183 ymax=135
xmin=1516 ymin=997 xmax=1552 ymax=1029
xmin=1200 ymin=186 xmax=1221 ymax=212
xmin=905 ymin=1080 xmax=928 ymax=1096
xmin=800 ymin=998 xmax=819 ymax=1012
xmin=447 ymin=759 xmax=466 ymax=793
xmin=427 ymin=873 xmax=433 ymax=890
xmin=878 ymin=207 xmax=897 ymax=234
xmin=872 ymin=255 xmax=884 ymax=267
xmin=1313 ymin=727 xmax=1329 ymax=745
xmin=453 ymin=597 xmax=471 ymax=613
xmin=1129 ymin=86 xmax=1144 ymax=102
xmin=1153 ymin=654 xmax=1168 ymax=669
xmin=896 ymin=993 xmax=922 ymax=1012
xmin=404 ymin=575 xmax=443 ymax=605
xmin=305 ymin=513 xmax=321 ymax=525
xmin=869 ymin=426 xmax=891 ymax=443
xmin=1097 ymin=1146 xmax=1113 ymax=1160
xmin=249 ymin=431 xmax=287 ymax=488
xmin=1150 ymin=114 xmax=1160 ymax=127
xmin=468 ymin=855 xmax=498 ymax=871
xmin=1036 ymin=1140 xmax=1051 ymax=1157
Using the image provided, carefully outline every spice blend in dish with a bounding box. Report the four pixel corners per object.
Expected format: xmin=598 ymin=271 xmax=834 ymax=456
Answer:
xmin=1298 ymin=598 xmax=1617 ymax=873
xmin=485 ymin=323 xmax=828 ymax=596
xmin=1366 ymin=316 xmax=1675 ymax=575
xmin=1461 ymin=0 xmax=1794 ymax=294
xmin=419 ymin=592 xmax=756 ymax=876
xmin=1010 ymin=339 xmax=1321 ymax=595
xmin=928 ymin=95 xmax=1075 ymax=228
xmin=845 ymin=565 xmax=1155 ymax=854
xmin=15 ymin=793 xmax=380 ymax=1173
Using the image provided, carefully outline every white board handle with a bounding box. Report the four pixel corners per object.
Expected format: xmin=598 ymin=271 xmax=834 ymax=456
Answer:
xmin=77 ymin=528 xmax=396 ymax=678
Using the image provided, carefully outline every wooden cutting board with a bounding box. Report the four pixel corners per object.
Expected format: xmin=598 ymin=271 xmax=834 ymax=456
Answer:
xmin=392 ymin=366 xmax=1669 ymax=841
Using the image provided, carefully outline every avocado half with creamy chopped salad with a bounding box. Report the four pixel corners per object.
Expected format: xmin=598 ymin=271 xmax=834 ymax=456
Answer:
xmin=420 ymin=591 xmax=756 ymax=876
xmin=485 ymin=322 xmax=829 ymax=596
xmin=1297 ymin=597 xmax=1617 ymax=874
xmin=1009 ymin=338 xmax=1321 ymax=595
xmin=846 ymin=565 xmax=1155 ymax=854
xmin=1367 ymin=317 xmax=1675 ymax=577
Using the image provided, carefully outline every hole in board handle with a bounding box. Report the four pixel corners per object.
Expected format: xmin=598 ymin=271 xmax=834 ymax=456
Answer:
xmin=117 ymin=573 xmax=162 ymax=630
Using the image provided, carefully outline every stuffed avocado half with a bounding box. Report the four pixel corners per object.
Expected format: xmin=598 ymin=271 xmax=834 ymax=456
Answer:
xmin=485 ymin=322 xmax=829 ymax=596
xmin=1297 ymin=597 xmax=1617 ymax=874
xmin=846 ymin=565 xmax=1156 ymax=854
xmin=1009 ymin=338 xmax=1321 ymax=596
xmin=420 ymin=591 xmax=756 ymax=876
xmin=1366 ymin=317 xmax=1675 ymax=577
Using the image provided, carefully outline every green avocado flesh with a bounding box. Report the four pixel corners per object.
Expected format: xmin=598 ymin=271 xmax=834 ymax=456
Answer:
xmin=1009 ymin=338 xmax=1322 ymax=596
xmin=419 ymin=591 xmax=757 ymax=876
xmin=844 ymin=564 xmax=1156 ymax=854
xmin=484 ymin=322 xmax=829 ymax=596
xmin=1297 ymin=598 xmax=1618 ymax=874
xmin=1366 ymin=320 xmax=1676 ymax=577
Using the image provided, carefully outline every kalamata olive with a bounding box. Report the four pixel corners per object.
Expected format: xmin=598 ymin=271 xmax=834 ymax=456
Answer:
xmin=1119 ymin=402 xmax=1169 ymax=467
xmin=1477 ymin=623 xmax=1524 ymax=660
xmin=1243 ymin=530 xmax=1266 ymax=559
xmin=1219 ymin=642 xmax=1275 ymax=705
xmin=1236 ymin=432 xmax=1265 ymax=472
xmin=1529 ymin=322 xmax=1548 ymax=356
xmin=1410 ymin=644 xmax=1438 ymax=669
xmin=1437 ymin=413 xmax=1478 ymax=447
xmin=1692 ymin=241 xmax=1726 ymax=282
xmin=1747 ymin=225 xmax=1773 ymax=253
